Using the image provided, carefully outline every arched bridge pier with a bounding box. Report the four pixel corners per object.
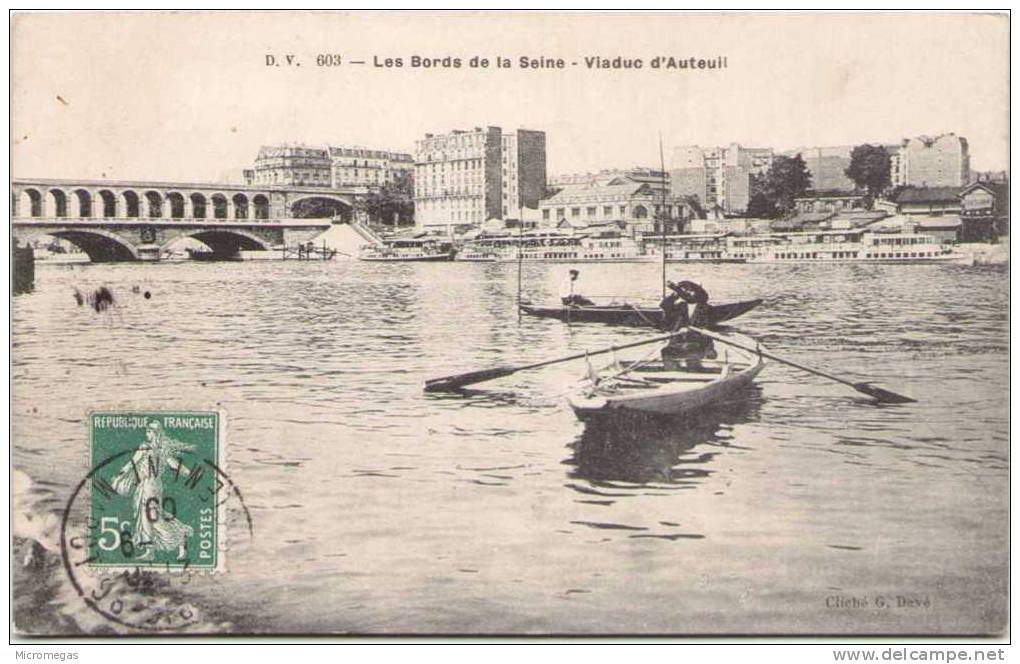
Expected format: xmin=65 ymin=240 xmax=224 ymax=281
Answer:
xmin=11 ymin=178 xmax=367 ymax=262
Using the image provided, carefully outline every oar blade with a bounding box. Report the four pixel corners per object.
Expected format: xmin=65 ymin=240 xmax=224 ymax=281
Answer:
xmin=424 ymin=366 xmax=516 ymax=393
xmin=852 ymin=382 xmax=916 ymax=404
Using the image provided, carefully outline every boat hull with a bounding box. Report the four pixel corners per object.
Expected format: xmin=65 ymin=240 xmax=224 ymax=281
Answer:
xmin=746 ymin=255 xmax=961 ymax=264
xmin=358 ymin=252 xmax=454 ymax=262
xmin=570 ymin=361 xmax=764 ymax=420
xmin=519 ymin=298 xmax=762 ymax=328
xmin=664 ymin=257 xmax=747 ymax=264
xmin=454 ymin=255 xmax=656 ymax=263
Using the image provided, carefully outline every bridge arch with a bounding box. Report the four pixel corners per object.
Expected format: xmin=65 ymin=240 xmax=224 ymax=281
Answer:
xmin=232 ymin=193 xmax=249 ymax=219
xmin=97 ymin=190 xmax=118 ymax=218
xmin=30 ymin=228 xmax=141 ymax=262
xmin=164 ymin=228 xmax=273 ymax=259
xmin=165 ymin=192 xmax=186 ymax=219
xmin=72 ymin=189 xmax=92 ymax=218
xmin=122 ymin=190 xmax=141 ymax=218
xmin=48 ymin=189 xmax=69 ymax=218
xmin=210 ymin=193 xmax=229 ymax=219
xmin=290 ymin=194 xmax=352 ymax=221
xmin=189 ymin=193 xmax=208 ymax=219
xmin=252 ymin=194 xmax=270 ymax=220
xmin=144 ymin=191 xmax=163 ymax=218
xmin=20 ymin=188 xmax=43 ymax=217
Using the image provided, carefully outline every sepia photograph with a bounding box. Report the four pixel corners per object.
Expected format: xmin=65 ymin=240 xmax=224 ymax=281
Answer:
xmin=8 ymin=10 xmax=1010 ymax=643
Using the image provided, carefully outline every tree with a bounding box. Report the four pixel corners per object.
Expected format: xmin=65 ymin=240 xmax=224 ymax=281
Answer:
xmin=355 ymin=171 xmax=415 ymax=228
xmin=845 ymin=144 xmax=891 ymax=200
xmin=746 ymin=191 xmax=778 ymax=219
xmin=750 ymin=155 xmax=812 ymax=217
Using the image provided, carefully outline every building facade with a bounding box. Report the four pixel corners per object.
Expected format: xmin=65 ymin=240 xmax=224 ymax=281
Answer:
xmin=328 ymin=147 xmax=414 ymax=188
xmin=959 ymin=181 xmax=1008 ymax=219
xmin=247 ymin=145 xmax=332 ymax=188
xmin=670 ymin=144 xmax=773 ymax=215
xmin=246 ymin=144 xmax=413 ymax=189
xmin=414 ymin=126 xmax=546 ymax=231
xmin=502 ymin=129 xmax=547 ymax=218
xmin=793 ymin=190 xmax=866 ymax=214
xmin=959 ymin=181 xmax=1009 ymax=239
xmin=888 ymin=186 xmax=963 ymax=216
xmin=538 ymin=179 xmax=690 ymax=235
xmin=888 ymin=134 xmax=970 ymax=188
xmin=549 ymin=167 xmax=669 ymax=192
xmin=782 ymin=146 xmax=855 ymax=191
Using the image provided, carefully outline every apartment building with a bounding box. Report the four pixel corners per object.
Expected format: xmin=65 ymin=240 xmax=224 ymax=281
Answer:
xmin=888 ymin=134 xmax=970 ymax=188
xmin=670 ymin=144 xmax=773 ymax=214
xmin=414 ymin=126 xmax=546 ymax=232
xmin=246 ymin=144 xmax=413 ymax=189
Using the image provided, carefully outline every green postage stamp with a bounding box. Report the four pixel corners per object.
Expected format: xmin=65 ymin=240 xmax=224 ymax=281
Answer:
xmin=87 ymin=411 xmax=226 ymax=571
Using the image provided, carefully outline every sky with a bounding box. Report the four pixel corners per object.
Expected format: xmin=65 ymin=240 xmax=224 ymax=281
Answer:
xmin=11 ymin=11 xmax=1010 ymax=183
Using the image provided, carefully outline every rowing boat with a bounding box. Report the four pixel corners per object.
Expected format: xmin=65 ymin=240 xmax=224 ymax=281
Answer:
xmin=568 ymin=332 xmax=766 ymax=421
xmin=519 ymin=298 xmax=762 ymax=328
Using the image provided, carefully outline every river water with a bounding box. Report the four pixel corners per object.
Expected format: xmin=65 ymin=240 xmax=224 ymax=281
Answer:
xmin=11 ymin=258 xmax=1009 ymax=635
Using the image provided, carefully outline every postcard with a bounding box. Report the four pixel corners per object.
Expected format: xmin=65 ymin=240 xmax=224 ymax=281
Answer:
xmin=10 ymin=11 xmax=1009 ymax=637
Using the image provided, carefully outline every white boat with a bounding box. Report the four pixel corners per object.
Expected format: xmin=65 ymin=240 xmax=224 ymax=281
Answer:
xmin=454 ymin=229 xmax=654 ymax=263
xmin=568 ymin=332 xmax=766 ymax=421
xmin=358 ymin=237 xmax=454 ymax=262
xmin=645 ymin=233 xmax=747 ymax=263
xmin=730 ymin=229 xmax=961 ymax=263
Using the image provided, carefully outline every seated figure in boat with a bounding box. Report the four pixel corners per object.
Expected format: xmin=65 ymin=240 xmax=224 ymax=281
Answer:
xmin=660 ymin=280 xmax=716 ymax=369
xmin=559 ymin=269 xmax=595 ymax=306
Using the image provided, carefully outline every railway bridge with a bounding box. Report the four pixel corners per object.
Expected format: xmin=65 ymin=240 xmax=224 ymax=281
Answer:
xmin=11 ymin=178 xmax=368 ymax=261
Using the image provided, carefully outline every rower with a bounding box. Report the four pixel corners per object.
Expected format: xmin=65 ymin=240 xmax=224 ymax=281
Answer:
xmin=559 ymin=269 xmax=595 ymax=306
xmin=660 ymin=280 xmax=716 ymax=369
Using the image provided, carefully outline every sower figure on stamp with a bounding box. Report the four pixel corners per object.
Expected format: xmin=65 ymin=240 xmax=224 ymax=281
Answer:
xmin=660 ymin=280 xmax=716 ymax=370
xmin=111 ymin=420 xmax=194 ymax=561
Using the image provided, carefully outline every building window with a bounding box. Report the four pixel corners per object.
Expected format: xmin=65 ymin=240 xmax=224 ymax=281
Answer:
xmin=586 ymin=207 xmax=597 ymax=216
xmin=543 ymin=209 xmax=550 ymax=220
xmin=603 ymin=206 xmax=613 ymax=216
xmin=633 ymin=205 xmax=648 ymax=219
xmin=571 ymin=207 xmax=581 ymax=217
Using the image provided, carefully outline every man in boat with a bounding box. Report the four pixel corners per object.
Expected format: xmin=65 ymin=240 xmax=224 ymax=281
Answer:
xmin=660 ymin=280 xmax=716 ymax=369
xmin=559 ymin=269 xmax=595 ymax=307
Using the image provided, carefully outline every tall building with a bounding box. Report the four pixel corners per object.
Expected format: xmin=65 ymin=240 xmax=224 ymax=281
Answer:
xmin=246 ymin=144 xmax=413 ymax=189
xmin=888 ymin=134 xmax=970 ymax=188
xmin=782 ymin=146 xmax=855 ymax=191
xmin=501 ymin=129 xmax=547 ymax=218
xmin=670 ymin=144 xmax=773 ymax=214
xmin=414 ymin=126 xmax=546 ymax=231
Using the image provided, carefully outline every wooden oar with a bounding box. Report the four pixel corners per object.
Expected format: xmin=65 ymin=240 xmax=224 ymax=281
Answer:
xmin=424 ymin=331 xmax=684 ymax=392
xmin=689 ymin=326 xmax=916 ymax=404
xmin=625 ymin=303 xmax=663 ymax=329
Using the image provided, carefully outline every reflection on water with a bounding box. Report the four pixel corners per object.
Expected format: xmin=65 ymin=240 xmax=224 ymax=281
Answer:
xmin=567 ymin=386 xmax=763 ymax=486
xmin=11 ymin=259 xmax=1009 ymax=635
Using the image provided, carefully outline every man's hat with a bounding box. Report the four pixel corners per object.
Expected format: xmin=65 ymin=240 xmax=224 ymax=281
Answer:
xmin=569 ymin=269 xmax=579 ymax=276
xmin=668 ymin=280 xmax=709 ymax=304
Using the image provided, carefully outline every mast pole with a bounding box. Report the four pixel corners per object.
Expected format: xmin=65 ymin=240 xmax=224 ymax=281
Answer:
xmin=517 ymin=221 xmax=523 ymax=323
xmin=659 ymin=132 xmax=668 ymax=299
